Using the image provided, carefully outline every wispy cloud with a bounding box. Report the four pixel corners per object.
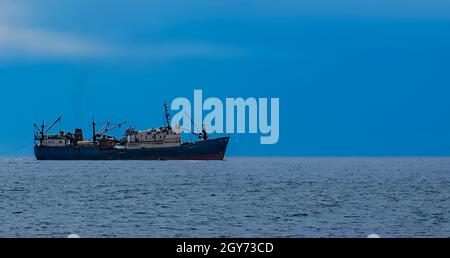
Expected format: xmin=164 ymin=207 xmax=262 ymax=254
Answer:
xmin=0 ymin=1 xmax=109 ymax=59
xmin=0 ymin=26 xmax=112 ymax=58
xmin=0 ymin=1 xmax=244 ymax=61
xmin=121 ymin=42 xmax=245 ymax=60
xmin=0 ymin=2 xmax=19 ymax=21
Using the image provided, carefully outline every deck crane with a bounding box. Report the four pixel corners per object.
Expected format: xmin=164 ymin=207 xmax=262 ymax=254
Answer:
xmin=95 ymin=121 xmax=127 ymax=141
xmin=34 ymin=116 xmax=62 ymax=142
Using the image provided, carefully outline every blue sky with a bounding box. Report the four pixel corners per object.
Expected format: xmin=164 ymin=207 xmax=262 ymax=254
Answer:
xmin=1 ymin=0 xmax=450 ymax=156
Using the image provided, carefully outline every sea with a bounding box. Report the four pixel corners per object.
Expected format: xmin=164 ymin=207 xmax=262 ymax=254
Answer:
xmin=0 ymin=157 xmax=449 ymax=237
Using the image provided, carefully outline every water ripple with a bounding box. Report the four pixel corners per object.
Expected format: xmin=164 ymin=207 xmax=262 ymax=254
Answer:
xmin=0 ymin=157 xmax=449 ymax=237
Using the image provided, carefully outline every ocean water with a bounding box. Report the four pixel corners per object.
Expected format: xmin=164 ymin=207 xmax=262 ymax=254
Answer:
xmin=0 ymin=157 xmax=449 ymax=237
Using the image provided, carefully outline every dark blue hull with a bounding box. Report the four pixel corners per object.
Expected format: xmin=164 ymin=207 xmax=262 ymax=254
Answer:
xmin=34 ymin=137 xmax=229 ymax=160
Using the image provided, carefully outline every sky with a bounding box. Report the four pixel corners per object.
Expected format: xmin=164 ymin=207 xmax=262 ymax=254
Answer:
xmin=1 ymin=0 xmax=450 ymax=156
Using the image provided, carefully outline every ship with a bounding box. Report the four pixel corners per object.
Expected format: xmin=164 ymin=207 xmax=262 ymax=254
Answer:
xmin=33 ymin=103 xmax=229 ymax=160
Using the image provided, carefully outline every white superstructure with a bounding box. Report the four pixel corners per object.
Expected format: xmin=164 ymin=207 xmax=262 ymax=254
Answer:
xmin=126 ymin=126 xmax=181 ymax=149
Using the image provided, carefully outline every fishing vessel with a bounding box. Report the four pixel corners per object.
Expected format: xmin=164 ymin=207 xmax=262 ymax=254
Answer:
xmin=33 ymin=103 xmax=229 ymax=160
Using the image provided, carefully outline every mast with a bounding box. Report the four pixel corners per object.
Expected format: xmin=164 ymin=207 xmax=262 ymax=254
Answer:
xmin=41 ymin=121 xmax=45 ymax=142
xmin=164 ymin=101 xmax=171 ymax=129
xmin=202 ymin=124 xmax=208 ymax=141
xmin=92 ymin=118 xmax=97 ymax=144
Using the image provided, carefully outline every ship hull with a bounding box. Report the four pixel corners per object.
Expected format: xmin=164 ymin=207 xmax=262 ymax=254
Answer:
xmin=34 ymin=137 xmax=229 ymax=161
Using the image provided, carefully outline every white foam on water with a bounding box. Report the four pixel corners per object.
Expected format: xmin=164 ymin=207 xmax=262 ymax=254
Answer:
xmin=67 ymin=234 xmax=80 ymax=238
xmin=367 ymin=234 xmax=380 ymax=238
